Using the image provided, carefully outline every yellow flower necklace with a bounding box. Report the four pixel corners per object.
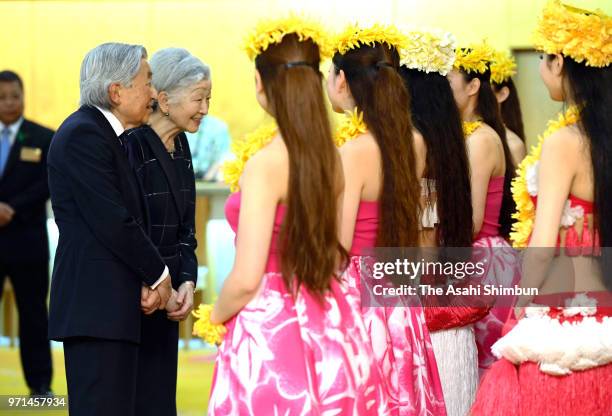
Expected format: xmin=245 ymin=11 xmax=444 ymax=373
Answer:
xmin=334 ymin=108 xmax=367 ymax=147
xmin=192 ymin=304 xmax=227 ymax=346
xmin=462 ymin=120 xmax=483 ymax=137
xmin=222 ymin=123 xmax=278 ymax=192
xmin=510 ymin=105 xmax=580 ymax=248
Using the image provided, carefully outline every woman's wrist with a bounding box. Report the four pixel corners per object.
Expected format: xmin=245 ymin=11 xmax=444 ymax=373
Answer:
xmin=210 ymin=305 xmax=221 ymax=325
xmin=181 ymin=280 xmax=196 ymax=293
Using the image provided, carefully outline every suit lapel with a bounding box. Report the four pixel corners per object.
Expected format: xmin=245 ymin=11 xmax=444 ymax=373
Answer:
xmin=145 ymin=130 xmax=184 ymax=221
xmin=82 ymin=106 xmax=148 ymax=223
xmin=81 ymin=105 xmax=118 ymax=142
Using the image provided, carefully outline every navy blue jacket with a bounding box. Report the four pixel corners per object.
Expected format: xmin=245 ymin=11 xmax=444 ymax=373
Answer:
xmin=48 ymin=105 xmax=165 ymax=343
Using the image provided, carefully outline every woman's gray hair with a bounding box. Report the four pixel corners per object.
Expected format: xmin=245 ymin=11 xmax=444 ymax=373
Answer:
xmin=150 ymin=48 xmax=210 ymax=102
xmin=79 ymin=42 xmax=147 ymax=108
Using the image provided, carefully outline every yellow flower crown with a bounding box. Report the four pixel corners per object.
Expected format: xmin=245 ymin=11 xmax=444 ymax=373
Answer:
xmin=243 ymin=15 xmax=332 ymax=61
xmin=490 ymin=50 xmax=517 ymax=84
xmin=533 ymin=0 xmax=611 ymax=68
xmin=332 ymin=23 xmax=408 ymax=56
xmin=453 ymin=41 xmax=495 ymax=74
xmin=400 ymin=27 xmax=457 ymax=76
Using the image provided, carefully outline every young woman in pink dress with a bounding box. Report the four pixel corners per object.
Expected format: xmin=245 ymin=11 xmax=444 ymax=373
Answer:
xmin=326 ymin=25 xmax=446 ymax=416
xmin=443 ymin=42 xmax=521 ymax=411
xmin=472 ymin=2 xmax=612 ymax=415
xmin=399 ymin=30 xmax=492 ymax=416
xmin=206 ymin=19 xmax=388 ymax=415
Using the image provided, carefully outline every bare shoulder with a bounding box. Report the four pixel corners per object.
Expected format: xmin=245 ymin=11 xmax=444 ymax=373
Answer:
xmin=412 ymin=129 xmax=427 ymax=159
xmin=412 ymin=129 xmax=427 ymax=155
xmin=543 ymin=126 xmax=584 ymax=150
xmin=506 ymin=128 xmax=522 ymax=142
xmin=467 ymin=124 xmax=498 ymax=152
xmin=242 ymin=136 xmax=287 ymax=183
xmin=542 ymin=125 xmax=581 ymax=153
xmin=506 ymin=130 xmax=526 ymax=159
xmin=339 ymin=131 xmax=378 ymax=161
xmin=506 ymin=129 xmax=523 ymax=147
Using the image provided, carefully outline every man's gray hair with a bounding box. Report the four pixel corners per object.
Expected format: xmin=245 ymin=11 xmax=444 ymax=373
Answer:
xmin=150 ymin=48 xmax=210 ymax=101
xmin=79 ymin=42 xmax=147 ymax=108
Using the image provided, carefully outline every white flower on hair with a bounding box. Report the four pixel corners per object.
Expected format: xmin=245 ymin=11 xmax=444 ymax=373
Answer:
xmin=563 ymin=293 xmax=597 ymax=317
xmin=560 ymin=200 xmax=584 ymax=227
xmin=399 ymin=27 xmax=456 ymax=76
xmin=526 ymin=161 xmax=539 ymax=196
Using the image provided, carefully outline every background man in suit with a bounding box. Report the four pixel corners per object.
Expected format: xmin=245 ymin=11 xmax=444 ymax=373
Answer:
xmin=47 ymin=43 xmax=172 ymax=416
xmin=0 ymin=70 xmax=54 ymax=396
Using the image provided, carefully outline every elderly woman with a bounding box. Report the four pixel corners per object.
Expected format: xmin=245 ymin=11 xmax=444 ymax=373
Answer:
xmin=124 ymin=47 xmax=210 ymax=416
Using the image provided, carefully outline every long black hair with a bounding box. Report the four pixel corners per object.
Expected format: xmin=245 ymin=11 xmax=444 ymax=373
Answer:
xmin=461 ymin=67 xmax=516 ymax=239
xmin=558 ymin=55 xmax=612 ymax=288
xmin=400 ymin=67 xmax=473 ymax=246
xmin=493 ymin=78 xmax=526 ymax=141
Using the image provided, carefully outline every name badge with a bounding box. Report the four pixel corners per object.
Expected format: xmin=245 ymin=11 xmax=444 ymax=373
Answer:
xmin=20 ymin=147 xmax=42 ymax=163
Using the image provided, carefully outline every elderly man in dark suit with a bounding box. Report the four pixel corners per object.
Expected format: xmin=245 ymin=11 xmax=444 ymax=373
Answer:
xmin=0 ymin=70 xmax=54 ymax=396
xmin=47 ymin=43 xmax=173 ymax=416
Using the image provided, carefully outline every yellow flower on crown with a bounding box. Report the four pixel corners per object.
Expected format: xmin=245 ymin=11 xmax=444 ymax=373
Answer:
xmin=400 ymin=27 xmax=457 ymax=76
xmin=243 ymin=14 xmax=333 ymax=60
xmin=533 ymin=0 xmax=611 ymax=68
xmin=490 ymin=50 xmax=517 ymax=84
xmin=332 ymin=23 xmax=409 ymax=55
xmin=453 ymin=40 xmax=495 ymax=74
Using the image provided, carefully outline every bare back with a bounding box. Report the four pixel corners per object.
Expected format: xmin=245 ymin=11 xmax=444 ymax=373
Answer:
xmin=467 ymin=123 xmax=506 ymax=235
xmin=338 ymin=132 xmax=382 ymax=249
xmin=529 ymin=125 xmax=604 ymax=293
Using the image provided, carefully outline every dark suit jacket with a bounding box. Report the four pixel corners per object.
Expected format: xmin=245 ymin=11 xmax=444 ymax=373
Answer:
xmin=124 ymin=126 xmax=197 ymax=288
xmin=0 ymin=119 xmax=54 ymax=263
xmin=47 ymin=105 xmax=166 ymax=343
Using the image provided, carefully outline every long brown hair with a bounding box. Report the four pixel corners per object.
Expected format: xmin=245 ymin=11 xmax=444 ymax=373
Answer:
xmin=256 ymin=34 xmax=346 ymax=297
xmin=332 ymin=44 xmax=420 ymax=247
